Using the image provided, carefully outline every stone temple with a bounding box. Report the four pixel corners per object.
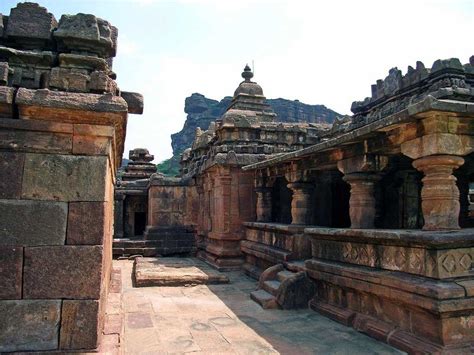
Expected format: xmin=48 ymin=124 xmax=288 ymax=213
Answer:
xmin=0 ymin=2 xmax=473 ymax=354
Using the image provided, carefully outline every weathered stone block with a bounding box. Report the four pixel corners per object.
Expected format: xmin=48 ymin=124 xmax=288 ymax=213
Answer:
xmin=0 ymin=118 xmax=73 ymax=154
xmin=67 ymin=202 xmax=105 ymax=245
xmin=0 ymin=246 xmax=22 ymax=299
xmin=121 ymin=91 xmax=144 ymax=114
xmin=89 ymin=70 xmax=117 ymax=94
xmin=23 ymin=246 xmax=103 ymax=299
xmin=60 ymin=300 xmax=100 ymax=350
xmin=0 ymin=199 xmax=67 ymax=246
xmin=401 ymin=133 xmax=474 ymax=159
xmin=0 ymin=61 xmax=8 ymax=85
xmin=73 ymin=134 xmax=111 ymax=155
xmin=0 ymin=300 xmax=61 ymax=352
xmin=54 ymin=14 xmax=117 ymax=58
xmin=22 ymin=153 xmax=107 ymax=201
xmin=59 ymin=53 xmax=108 ymax=71
xmin=49 ymin=67 xmax=89 ymax=92
xmin=16 ymin=88 xmax=128 ymax=115
xmin=0 ymin=152 xmax=25 ymax=199
xmin=6 ymin=2 xmax=57 ymax=43
xmin=0 ymin=86 xmax=14 ymax=118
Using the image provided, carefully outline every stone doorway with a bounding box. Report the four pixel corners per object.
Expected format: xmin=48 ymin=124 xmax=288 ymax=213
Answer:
xmin=134 ymin=212 xmax=147 ymax=237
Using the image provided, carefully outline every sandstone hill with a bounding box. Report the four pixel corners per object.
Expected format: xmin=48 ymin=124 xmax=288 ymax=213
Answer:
xmin=157 ymin=93 xmax=342 ymax=175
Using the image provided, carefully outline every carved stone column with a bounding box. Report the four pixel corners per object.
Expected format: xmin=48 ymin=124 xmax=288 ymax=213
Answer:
xmin=255 ymin=187 xmax=272 ymax=222
xmin=337 ymin=154 xmax=387 ymax=229
xmin=288 ymin=182 xmax=314 ymax=225
xmin=343 ymin=173 xmax=381 ymax=229
xmin=412 ymin=155 xmax=464 ymax=230
xmin=400 ymin=114 xmax=474 ymax=230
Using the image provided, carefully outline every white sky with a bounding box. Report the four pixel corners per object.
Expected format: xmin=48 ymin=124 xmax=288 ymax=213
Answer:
xmin=1 ymin=0 xmax=473 ymax=163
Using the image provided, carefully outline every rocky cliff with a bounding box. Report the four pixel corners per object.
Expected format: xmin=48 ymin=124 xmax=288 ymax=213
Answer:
xmin=157 ymin=93 xmax=342 ymax=175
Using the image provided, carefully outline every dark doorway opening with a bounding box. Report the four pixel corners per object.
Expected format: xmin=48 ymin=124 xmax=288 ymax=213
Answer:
xmin=134 ymin=212 xmax=147 ymax=236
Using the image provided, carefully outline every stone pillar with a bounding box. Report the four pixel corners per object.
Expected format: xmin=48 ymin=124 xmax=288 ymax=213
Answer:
xmin=400 ymin=114 xmax=474 ymax=231
xmin=343 ymin=173 xmax=381 ymax=229
xmin=114 ymin=193 xmax=125 ymax=238
xmin=412 ymin=155 xmax=464 ymax=230
xmin=288 ymin=182 xmax=314 ymax=225
xmin=337 ymin=154 xmax=387 ymax=229
xmin=255 ymin=187 xmax=272 ymax=222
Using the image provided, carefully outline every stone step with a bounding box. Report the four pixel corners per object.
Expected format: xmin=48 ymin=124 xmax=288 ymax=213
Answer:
xmin=113 ymin=245 xmax=196 ymax=257
xmin=277 ymin=270 xmax=295 ymax=283
xmin=242 ymin=262 xmax=262 ymax=280
xmin=262 ymin=280 xmax=281 ymax=297
xmin=113 ymin=239 xmax=163 ymax=248
xmin=285 ymin=261 xmax=306 ymax=272
xmin=250 ymin=289 xmax=279 ymax=309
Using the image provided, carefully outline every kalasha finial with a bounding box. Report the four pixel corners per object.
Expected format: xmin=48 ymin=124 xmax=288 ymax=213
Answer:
xmin=242 ymin=64 xmax=253 ymax=81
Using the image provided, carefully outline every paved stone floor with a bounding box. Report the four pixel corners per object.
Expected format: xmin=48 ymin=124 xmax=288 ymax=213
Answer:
xmin=117 ymin=259 xmax=404 ymax=355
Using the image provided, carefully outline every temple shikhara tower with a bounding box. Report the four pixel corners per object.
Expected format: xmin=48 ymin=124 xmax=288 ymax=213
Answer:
xmin=0 ymin=1 xmax=473 ymax=354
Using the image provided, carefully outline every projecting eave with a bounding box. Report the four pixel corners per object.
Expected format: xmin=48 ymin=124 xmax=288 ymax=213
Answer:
xmin=242 ymin=95 xmax=474 ymax=171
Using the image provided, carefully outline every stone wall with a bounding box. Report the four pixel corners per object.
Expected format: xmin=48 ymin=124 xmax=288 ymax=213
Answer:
xmin=195 ymin=166 xmax=256 ymax=269
xmin=142 ymin=175 xmax=198 ymax=255
xmin=0 ymin=3 xmax=142 ymax=352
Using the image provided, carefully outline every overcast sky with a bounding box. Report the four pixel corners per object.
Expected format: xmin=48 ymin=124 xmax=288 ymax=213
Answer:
xmin=1 ymin=0 xmax=472 ymax=163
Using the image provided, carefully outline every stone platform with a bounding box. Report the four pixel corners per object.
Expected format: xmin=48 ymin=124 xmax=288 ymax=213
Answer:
xmin=133 ymin=257 xmax=229 ymax=287
xmin=305 ymin=227 xmax=474 ymax=354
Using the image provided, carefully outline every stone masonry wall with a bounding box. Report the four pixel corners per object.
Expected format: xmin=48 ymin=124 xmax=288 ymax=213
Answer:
xmin=144 ymin=175 xmax=198 ymax=255
xmin=0 ymin=3 xmax=142 ymax=352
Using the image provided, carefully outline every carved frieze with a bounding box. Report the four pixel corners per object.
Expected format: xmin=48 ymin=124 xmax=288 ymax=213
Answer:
xmin=310 ymin=238 xmax=472 ymax=279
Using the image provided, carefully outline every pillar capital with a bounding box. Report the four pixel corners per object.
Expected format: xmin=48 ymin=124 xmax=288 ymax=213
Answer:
xmin=342 ymin=172 xmax=382 ymax=184
xmin=401 ymin=133 xmax=474 ymax=160
xmin=412 ymin=154 xmax=464 ymax=230
xmin=337 ymin=154 xmax=388 ymax=175
xmin=287 ymin=181 xmax=315 ymax=192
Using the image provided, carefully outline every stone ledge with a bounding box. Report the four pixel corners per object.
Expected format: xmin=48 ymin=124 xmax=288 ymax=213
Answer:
xmin=305 ymin=259 xmax=470 ymax=308
xmin=240 ymin=240 xmax=291 ymax=264
xmin=304 ymin=227 xmax=474 ymax=249
xmin=243 ymin=221 xmax=308 ymax=234
xmin=308 ymin=234 xmax=474 ymax=279
xmin=0 ymin=116 xmax=73 ymax=134
xmin=15 ymin=88 xmax=127 ymax=167
xmin=242 ymin=96 xmax=474 ymax=171
xmin=16 ymin=88 xmax=128 ymax=114
xmin=309 ymin=300 xmax=445 ymax=354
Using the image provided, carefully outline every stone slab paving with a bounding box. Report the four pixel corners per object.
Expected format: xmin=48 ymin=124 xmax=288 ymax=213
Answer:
xmin=134 ymin=257 xmax=229 ymax=287
xmin=116 ymin=259 xmax=404 ymax=355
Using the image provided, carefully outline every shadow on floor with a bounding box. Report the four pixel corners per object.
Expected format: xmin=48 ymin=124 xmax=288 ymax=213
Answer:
xmin=206 ymin=271 xmax=404 ymax=355
xmin=119 ymin=258 xmax=404 ymax=354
